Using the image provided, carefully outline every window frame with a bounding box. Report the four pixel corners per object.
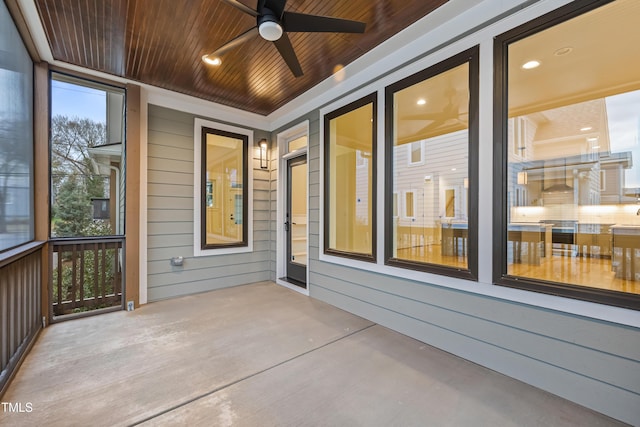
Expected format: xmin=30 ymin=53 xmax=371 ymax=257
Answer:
xmin=49 ymin=70 xmax=127 ymax=239
xmin=194 ymin=118 xmax=253 ymax=256
xmin=493 ymin=0 xmax=639 ymax=310
xmin=384 ymin=46 xmax=479 ymax=280
xmin=323 ymin=92 xmax=377 ymax=263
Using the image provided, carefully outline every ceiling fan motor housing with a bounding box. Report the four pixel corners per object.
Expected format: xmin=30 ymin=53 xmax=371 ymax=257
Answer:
xmin=258 ymin=8 xmax=283 ymax=41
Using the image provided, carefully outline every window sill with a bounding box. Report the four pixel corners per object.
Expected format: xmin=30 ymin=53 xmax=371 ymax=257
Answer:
xmin=317 ymin=251 xmax=640 ymax=328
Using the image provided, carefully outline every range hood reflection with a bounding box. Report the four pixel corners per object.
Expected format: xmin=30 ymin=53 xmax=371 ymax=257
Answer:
xmin=543 ymin=182 xmax=574 ymax=193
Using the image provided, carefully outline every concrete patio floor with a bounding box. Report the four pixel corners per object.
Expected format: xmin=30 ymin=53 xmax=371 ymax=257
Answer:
xmin=0 ymin=281 xmax=626 ymax=426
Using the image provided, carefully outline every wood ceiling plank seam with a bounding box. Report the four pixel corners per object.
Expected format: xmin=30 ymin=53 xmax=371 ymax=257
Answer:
xmin=114 ymin=0 xmax=126 ymax=75
xmin=94 ymin=0 xmax=103 ymax=70
xmin=132 ymin=1 xmax=155 ymax=78
xmin=142 ymin=0 xmax=168 ymax=79
xmin=105 ymin=0 xmax=113 ymax=73
xmin=124 ymin=0 xmax=141 ymax=77
xmin=109 ymin=0 xmax=124 ymax=76
xmin=165 ymin=1 xmax=210 ymax=87
xmin=175 ymin=1 xmax=212 ymax=81
xmin=70 ymin=0 xmax=84 ymax=66
xmin=84 ymin=0 xmax=98 ymax=70
xmin=59 ymin=0 xmax=77 ymax=63
xmin=79 ymin=0 xmax=91 ymax=70
xmin=36 ymin=1 xmax=65 ymax=60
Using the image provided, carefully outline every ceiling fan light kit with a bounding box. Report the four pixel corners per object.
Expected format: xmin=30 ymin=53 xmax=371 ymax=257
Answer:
xmin=205 ymin=0 xmax=366 ymax=77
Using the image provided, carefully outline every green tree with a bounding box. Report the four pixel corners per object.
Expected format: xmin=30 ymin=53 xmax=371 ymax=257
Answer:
xmin=50 ymin=115 xmax=111 ymax=236
xmin=52 ymin=174 xmax=91 ymax=237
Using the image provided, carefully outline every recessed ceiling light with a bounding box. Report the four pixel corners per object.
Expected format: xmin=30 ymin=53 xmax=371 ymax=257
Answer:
xmin=417 ymin=99 xmax=426 ymax=106
xmin=451 ymin=168 xmax=457 ymax=171
xmin=202 ymin=55 xmax=221 ymax=66
xmin=592 ymin=145 xmax=600 ymax=150
xmin=587 ymin=137 xmax=598 ymax=142
xmin=522 ymin=60 xmax=541 ymax=70
xmin=580 ymin=126 xmax=592 ymax=132
xmin=554 ymin=46 xmax=573 ymax=56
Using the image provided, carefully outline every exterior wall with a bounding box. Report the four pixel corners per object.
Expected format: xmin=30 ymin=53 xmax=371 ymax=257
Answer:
xmin=146 ymin=104 xmax=271 ymax=301
xmin=272 ymin=109 xmax=640 ymax=425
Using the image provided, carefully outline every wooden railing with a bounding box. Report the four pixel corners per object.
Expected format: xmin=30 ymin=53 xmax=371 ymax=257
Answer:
xmin=0 ymin=242 xmax=44 ymax=396
xmin=50 ymin=237 xmax=124 ymax=318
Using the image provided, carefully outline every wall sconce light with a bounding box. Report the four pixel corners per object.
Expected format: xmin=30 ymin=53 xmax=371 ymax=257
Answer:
xmin=259 ymin=139 xmax=268 ymax=169
xmin=517 ymin=171 xmax=528 ymax=185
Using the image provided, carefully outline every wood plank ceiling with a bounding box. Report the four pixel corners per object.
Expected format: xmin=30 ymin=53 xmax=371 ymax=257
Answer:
xmin=35 ymin=0 xmax=448 ymax=115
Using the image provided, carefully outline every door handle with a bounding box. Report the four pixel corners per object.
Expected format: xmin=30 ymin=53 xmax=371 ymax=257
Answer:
xmin=284 ymin=221 xmax=290 ymax=232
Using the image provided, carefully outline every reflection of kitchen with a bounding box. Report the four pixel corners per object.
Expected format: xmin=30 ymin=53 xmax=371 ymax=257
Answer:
xmin=509 ymin=98 xmax=640 ymax=280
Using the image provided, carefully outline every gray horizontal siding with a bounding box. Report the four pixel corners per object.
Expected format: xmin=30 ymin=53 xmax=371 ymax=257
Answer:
xmin=146 ymin=104 xmax=271 ymax=301
xmin=270 ymin=106 xmax=640 ymax=425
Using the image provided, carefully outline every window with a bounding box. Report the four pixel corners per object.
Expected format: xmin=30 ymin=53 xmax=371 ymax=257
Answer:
xmin=494 ymin=0 xmax=640 ymax=309
xmin=0 ymin=1 xmax=34 ymax=252
xmin=200 ymin=126 xmax=249 ymax=249
xmin=403 ymin=190 xmax=416 ymax=220
xmin=50 ymin=72 xmax=126 ymax=238
xmin=324 ymin=93 xmax=376 ymax=261
xmin=385 ymin=47 xmax=479 ymax=279
xmin=408 ymin=141 xmax=423 ymax=165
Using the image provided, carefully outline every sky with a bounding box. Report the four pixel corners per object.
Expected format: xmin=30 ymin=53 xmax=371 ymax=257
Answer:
xmin=51 ymin=80 xmax=106 ymax=123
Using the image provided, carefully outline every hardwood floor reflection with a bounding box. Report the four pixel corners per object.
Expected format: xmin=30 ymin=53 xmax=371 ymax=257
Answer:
xmin=396 ymin=245 xmax=639 ymax=294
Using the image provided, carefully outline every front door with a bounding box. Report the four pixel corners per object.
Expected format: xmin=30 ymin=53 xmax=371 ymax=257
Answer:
xmin=286 ymin=155 xmax=307 ymax=286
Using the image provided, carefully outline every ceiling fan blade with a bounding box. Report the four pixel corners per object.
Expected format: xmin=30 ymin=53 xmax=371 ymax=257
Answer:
xmin=208 ymin=26 xmax=258 ymax=57
xmin=417 ymin=119 xmax=445 ymax=135
xmin=273 ymin=32 xmax=303 ymax=77
xmin=263 ymin=0 xmax=286 ymax=19
xmin=220 ymin=0 xmax=258 ymax=17
xmin=282 ymin=11 xmax=366 ymax=33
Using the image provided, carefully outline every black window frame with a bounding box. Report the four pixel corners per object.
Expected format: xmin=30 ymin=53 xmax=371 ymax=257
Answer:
xmin=323 ymin=92 xmax=377 ymax=263
xmin=384 ymin=46 xmax=479 ymax=281
xmin=493 ymin=0 xmax=639 ymax=310
xmin=200 ymin=126 xmax=249 ymax=250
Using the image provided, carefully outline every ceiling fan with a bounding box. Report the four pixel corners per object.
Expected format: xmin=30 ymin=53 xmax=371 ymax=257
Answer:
xmin=202 ymin=0 xmax=366 ymax=77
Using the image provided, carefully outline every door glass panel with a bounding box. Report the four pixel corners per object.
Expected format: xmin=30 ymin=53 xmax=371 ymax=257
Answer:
xmin=290 ymin=161 xmax=307 ymax=266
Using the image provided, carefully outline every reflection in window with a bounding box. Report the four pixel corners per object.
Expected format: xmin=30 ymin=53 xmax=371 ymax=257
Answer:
xmin=385 ymin=48 xmax=478 ymax=277
xmin=0 ymin=1 xmax=34 ymax=251
xmin=202 ymin=128 xmax=248 ymax=248
xmin=288 ymin=135 xmax=307 ymax=152
xmin=498 ymin=0 xmax=640 ymax=304
xmin=324 ymin=94 xmax=376 ymax=260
